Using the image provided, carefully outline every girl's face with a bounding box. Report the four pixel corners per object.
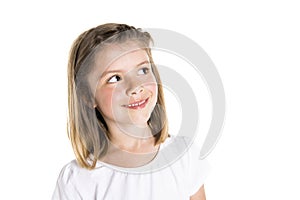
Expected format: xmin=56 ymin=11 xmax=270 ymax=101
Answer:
xmin=93 ymin=42 xmax=158 ymax=129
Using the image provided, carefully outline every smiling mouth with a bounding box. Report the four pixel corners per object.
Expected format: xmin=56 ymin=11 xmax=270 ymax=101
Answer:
xmin=123 ymin=98 xmax=149 ymax=109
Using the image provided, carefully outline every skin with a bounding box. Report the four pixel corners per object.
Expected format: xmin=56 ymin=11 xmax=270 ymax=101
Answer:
xmin=93 ymin=42 xmax=159 ymax=167
xmin=190 ymin=185 xmax=206 ymax=200
xmin=92 ymin=41 xmax=207 ymax=198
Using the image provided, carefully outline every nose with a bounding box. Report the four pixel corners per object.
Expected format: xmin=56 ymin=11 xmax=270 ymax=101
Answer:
xmin=126 ymin=81 xmax=144 ymax=96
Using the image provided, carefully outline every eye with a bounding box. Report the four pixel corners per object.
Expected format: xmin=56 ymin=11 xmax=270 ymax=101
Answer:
xmin=107 ymin=75 xmax=122 ymax=83
xmin=137 ymin=67 xmax=150 ymax=75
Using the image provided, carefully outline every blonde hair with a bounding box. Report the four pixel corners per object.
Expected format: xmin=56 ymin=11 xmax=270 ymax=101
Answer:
xmin=67 ymin=23 xmax=168 ymax=169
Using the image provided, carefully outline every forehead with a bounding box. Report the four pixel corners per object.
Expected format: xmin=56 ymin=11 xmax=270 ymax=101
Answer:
xmin=94 ymin=41 xmax=150 ymax=74
xmin=87 ymin=41 xmax=150 ymax=90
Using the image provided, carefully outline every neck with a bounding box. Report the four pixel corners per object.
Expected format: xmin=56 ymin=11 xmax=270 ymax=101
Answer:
xmin=106 ymin=122 xmax=157 ymax=153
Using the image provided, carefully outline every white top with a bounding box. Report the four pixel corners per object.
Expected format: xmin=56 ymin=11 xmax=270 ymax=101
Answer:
xmin=52 ymin=136 xmax=210 ymax=200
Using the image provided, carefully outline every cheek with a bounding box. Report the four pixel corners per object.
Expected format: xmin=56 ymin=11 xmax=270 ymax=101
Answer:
xmin=149 ymin=83 xmax=158 ymax=97
xmin=144 ymin=80 xmax=158 ymax=107
xmin=95 ymin=87 xmax=114 ymax=113
xmin=145 ymin=76 xmax=158 ymax=98
xmin=95 ymin=86 xmax=125 ymax=116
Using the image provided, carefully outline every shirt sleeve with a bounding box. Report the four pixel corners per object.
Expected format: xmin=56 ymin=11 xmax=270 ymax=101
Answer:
xmin=187 ymin=142 xmax=211 ymax=196
xmin=52 ymin=161 xmax=82 ymax=200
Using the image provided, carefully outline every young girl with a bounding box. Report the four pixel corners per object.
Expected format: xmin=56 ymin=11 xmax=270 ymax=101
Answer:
xmin=52 ymin=23 xmax=210 ymax=200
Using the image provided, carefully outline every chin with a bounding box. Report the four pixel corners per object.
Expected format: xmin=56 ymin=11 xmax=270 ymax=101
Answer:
xmin=129 ymin=116 xmax=150 ymax=126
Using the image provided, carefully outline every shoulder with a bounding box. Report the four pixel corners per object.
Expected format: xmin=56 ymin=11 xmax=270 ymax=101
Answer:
xmin=52 ymin=160 xmax=80 ymax=199
xmin=158 ymin=135 xmax=211 ymax=196
xmin=167 ymin=135 xmax=209 ymax=166
xmin=52 ymin=160 xmax=99 ymax=199
xmin=57 ymin=160 xmax=79 ymax=181
xmin=176 ymin=136 xmax=211 ymax=196
xmin=160 ymin=135 xmax=199 ymax=161
xmin=158 ymin=135 xmax=210 ymax=173
xmin=54 ymin=160 xmax=86 ymax=190
xmin=56 ymin=159 xmax=99 ymax=184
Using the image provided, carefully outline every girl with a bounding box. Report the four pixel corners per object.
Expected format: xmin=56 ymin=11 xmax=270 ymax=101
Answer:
xmin=52 ymin=23 xmax=210 ymax=200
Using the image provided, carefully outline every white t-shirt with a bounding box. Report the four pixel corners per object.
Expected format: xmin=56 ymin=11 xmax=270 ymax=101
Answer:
xmin=52 ymin=136 xmax=210 ymax=200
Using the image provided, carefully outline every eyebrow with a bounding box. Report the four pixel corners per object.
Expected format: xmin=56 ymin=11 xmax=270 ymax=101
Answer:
xmin=100 ymin=60 xmax=150 ymax=78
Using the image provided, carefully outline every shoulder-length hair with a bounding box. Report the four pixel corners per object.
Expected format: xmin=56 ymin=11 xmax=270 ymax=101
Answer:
xmin=67 ymin=23 xmax=168 ymax=169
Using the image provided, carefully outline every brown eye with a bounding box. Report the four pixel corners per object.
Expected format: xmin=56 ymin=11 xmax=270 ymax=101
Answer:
xmin=107 ymin=75 xmax=122 ymax=83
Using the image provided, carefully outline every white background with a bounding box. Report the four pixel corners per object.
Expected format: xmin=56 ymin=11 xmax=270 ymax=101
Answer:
xmin=0 ymin=0 xmax=299 ymax=199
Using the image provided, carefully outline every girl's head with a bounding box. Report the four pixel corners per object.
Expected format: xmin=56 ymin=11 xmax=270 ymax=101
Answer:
xmin=68 ymin=23 xmax=168 ymax=169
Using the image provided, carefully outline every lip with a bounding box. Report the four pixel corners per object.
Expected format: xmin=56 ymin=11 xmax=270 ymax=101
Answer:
xmin=123 ymin=98 xmax=149 ymax=109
